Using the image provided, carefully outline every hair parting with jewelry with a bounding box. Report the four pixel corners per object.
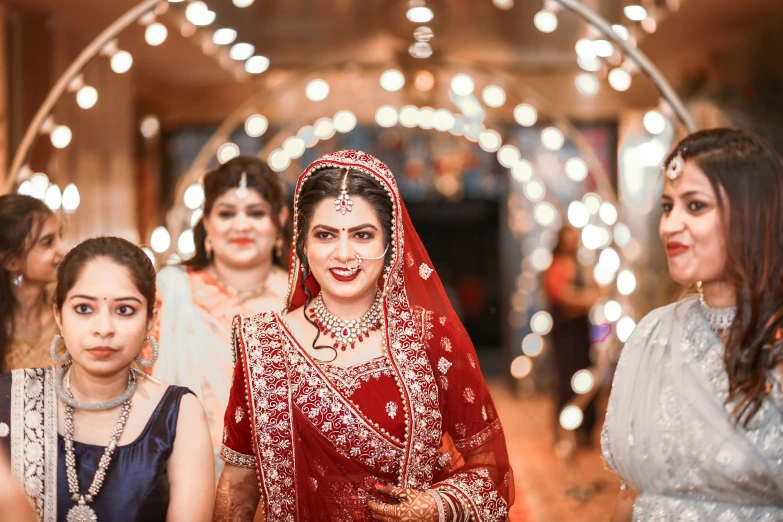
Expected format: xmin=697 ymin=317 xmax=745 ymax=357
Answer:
xmin=184 ymin=155 xmax=289 ymax=271
xmin=295 ymin=167 xmax=394 ymax=359
xmin=665 ymin=128 xmax=783 ymax=426
xmin=55 ymin=237 xmax=157 ymax=318
xmin=0 ymin=194 xmax=54 ymax=370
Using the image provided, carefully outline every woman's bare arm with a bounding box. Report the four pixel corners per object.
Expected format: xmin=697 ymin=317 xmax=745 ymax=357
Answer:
xmin=167 ymin=394 xmax=216 ymax=522
xmin=214 ymin=464 xmax=263 ymax=522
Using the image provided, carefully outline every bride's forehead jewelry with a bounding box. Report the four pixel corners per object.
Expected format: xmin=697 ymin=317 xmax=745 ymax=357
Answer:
xmin=236 ymin=171 xmax=249 ymax=199
xmin=335 ymin=171 xmax=354 ymax=215
xmin=666 ymin=150 xmax=685 ymax=180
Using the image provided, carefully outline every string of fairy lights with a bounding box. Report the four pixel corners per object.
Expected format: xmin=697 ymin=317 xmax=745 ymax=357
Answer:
xmin=11 ymin=0 xmax=270 ymax=212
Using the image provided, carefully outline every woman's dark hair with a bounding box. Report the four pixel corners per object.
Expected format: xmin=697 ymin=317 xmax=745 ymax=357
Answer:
xmin=295 ymin=168 xmax=394 ymax=360
xmin=184 ymin=155 xmax=288 ymax=270
xmin=665 ymin=128 xmax=783 ymax=426
xmin=55 ymin=237 xmax=157 ymax=318
xmin=0 ymin=194 xmax=54 ymax=369
xmin=552 ymin=225 xmax=578 ymax=257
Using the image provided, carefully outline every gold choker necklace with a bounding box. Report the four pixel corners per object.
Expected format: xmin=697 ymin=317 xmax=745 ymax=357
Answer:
xmin=309 ymin=291 xmax=383 ymax=351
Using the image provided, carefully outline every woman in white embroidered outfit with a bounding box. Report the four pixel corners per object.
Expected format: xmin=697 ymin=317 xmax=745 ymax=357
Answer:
xmin=602 ymin=129 xmax=783 ymax=521
xmin=149 ymin=155 xmax=289 ymax=478
xmin=215 ymin=150 xmax=513 ymax=522
xmin=0 ymin=237 xmax=214 ymax=522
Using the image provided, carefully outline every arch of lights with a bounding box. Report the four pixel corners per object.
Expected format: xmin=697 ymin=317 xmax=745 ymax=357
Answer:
xmin=165 ymin=75 xmax=642 ymax=441
xmin=4 ymin=0 xmax=694 ymax=440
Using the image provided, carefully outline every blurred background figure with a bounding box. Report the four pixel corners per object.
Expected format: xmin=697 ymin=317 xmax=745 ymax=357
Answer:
xmin=543 ymin=226 xmax=603 ymax=447
xmin=0 ymin=194 xmax=66 ymax=371
xmin=150 ymin=155 xmax=289 ymax=479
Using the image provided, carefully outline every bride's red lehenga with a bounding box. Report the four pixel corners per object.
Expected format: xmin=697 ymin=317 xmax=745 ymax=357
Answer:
xmin=220 ymin=150 xmax=513 ymax=522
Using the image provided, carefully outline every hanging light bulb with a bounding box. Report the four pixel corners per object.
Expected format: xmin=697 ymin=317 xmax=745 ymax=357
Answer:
xmin=110 ymin=51 xmax=133 ymax=74
xmin=534 ymin=10 xmax=558 ymax=33
xmin=62 ymin=184 xmax=81 ymax=212
xmin=305 ymin=79 xmax=330 ymax=101
xmin=375 ymin=106 xmax=399 ymax=128
xmin=245 ymin=55 xmax=270 ymax=74
xmin=140 ymin=115 xmax=160 ymax=138
xmin=482 ymin=86 xmax=506 ymax=108
xmin=608 ymin=68 xmax=632 ymax=91
xmin=380 ymin=70 xmax=405 ymax=92
xmin=50 ymin=125 xmax=72 ymax=149
xmin=229 ymin=43 xmax=255 ymax=61
xmin=575 ymin=73 xmax=599 ymax=95
xmin=407 ymin=5 xmax=434 ymax=23
xmin=514 ymin=104 xmax=537 ymax=127
xmin=213 ymin=28 xmax=237 ymax=45
xmin=541 ymin=127 xmax=564 ymax=151
xmin=76 ymin=86 xmax=98 ymax=109
xmin=44 ymin=184 xmax=62 ymax=210
xmin=145 ymin=22 xmax=168 ymax=46
xmin=333 ymin=111 xmax=357 ymax=133
xmin=150 ymin=226 xmax=171 ymax=253
xmin=217 ymin=143 xmax=240 ymax=164
xmin=643 ymin=110 xmax=667 ymax=134
xmin=244 ymin=114 xmax=268 ymax=137
xmin=450 ymin=74 xmax=474 ymax=96
xmin=624 ymin=5 xmax=648 ymax=21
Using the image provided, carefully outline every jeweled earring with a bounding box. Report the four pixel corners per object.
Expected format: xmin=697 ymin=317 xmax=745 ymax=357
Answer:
xmin=50 ymin=334 xmax=71 ymax=364
xmin=135 ymin=336 xmax=159 ymax=368
xmin=205 ymin=237 xmax=213 ymax=259
xmin=696 ymin=281 xmax=703 ymax=295
xmin=275 ymin=237 xmax=284 ymax=259
xmin=11 ymin=274 xmax=23 ymax=287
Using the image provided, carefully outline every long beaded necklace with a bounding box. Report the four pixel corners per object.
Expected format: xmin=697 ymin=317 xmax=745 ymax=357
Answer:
xmin=698 ymin=295 xmax=736 ymax=335
xmin=58 ymin=367 xmax=134 ymax=522
xmin=309 ymin=290 xmax=383 ymax=350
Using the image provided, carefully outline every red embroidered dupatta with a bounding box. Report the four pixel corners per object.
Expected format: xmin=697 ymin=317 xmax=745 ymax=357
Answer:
xmin=221 ymin=151 xmax=513 ymax=521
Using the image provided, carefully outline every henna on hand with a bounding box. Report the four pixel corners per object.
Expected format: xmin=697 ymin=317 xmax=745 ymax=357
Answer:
xmin=367 ymin=485 xmax=445 ymax=522
xmin=213 ymin=466 xmax=261 ymax=522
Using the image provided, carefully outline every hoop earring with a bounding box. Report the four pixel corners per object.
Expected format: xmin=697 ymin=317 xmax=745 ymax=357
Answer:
xmin=50 ymin=334 xmax=71 ymax=364
xmin=205 ymin=237 xmax=213 ymax=259
xmin=135 ymin=336 xmax=159 ymax=368
xmin=12 ymin=274 xmax=23 ymax=287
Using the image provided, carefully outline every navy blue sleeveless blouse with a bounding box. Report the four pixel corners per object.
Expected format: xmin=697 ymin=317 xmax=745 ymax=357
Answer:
xmin=57 ymin=386 xmax=193 ymax=522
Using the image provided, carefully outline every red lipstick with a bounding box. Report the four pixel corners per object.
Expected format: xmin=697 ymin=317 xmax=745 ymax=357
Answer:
xmin=329 ymin=268 xmax=361 ymax=282
xmin=230 ymin=238 xmax=253 ymax=246
xmin=666 ymin=241 xmax=688 ymax=256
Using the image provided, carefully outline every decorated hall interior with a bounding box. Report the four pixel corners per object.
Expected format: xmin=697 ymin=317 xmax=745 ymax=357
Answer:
xmin=2 ymin=0 xmax=783 ymax=521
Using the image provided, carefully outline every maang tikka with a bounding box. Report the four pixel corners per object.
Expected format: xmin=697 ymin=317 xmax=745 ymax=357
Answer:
xmin=666 ymin=151 xmax=685 ymax=180
xmin=235 ymin=172 xmax=249 ymax=199
xmin=335 ymin=171 xmax=354 ymax=215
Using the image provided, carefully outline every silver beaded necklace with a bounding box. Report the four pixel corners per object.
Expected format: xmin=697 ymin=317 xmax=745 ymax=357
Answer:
xmin=56 ymin=365 xmax=137 ymax=411
xmin=58 ymin=366 xmax=135 ymax=522
xmin=698 ymin=295 xmax=736 ymax=335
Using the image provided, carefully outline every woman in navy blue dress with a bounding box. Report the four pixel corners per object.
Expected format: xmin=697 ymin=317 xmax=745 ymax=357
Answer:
xmin=0 ymin=236 xmax=214 ymax=521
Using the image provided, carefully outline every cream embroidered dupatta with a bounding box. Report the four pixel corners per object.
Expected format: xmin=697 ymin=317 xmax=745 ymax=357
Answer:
xmin=0 ymin=367 xmax=58 ymax=522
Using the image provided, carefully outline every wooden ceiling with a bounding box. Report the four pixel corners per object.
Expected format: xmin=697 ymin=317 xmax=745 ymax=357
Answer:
xmin=9 ymin=0 xmax=783 ymax=127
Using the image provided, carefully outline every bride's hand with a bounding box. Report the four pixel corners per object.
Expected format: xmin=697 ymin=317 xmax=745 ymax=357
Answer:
xmin=367 ymin=484 xmax=448 ymax=522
